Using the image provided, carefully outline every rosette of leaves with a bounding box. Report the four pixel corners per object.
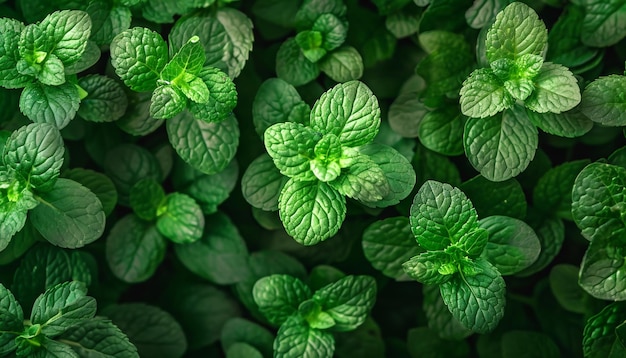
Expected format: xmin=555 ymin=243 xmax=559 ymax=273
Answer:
xmin=0 ymin=10 xmax=92 ymax=128
xmin=0 ymin=123 xmax=106 ymax=252
xmin=572 ymin=159 xmax=626 ymax=301
xmin=459 ymin=2 xmax=589 ymax=182
xmin=252 ymin=274 xmax=376 ymax=358
xmin=0 ymin=281 xmax=138 ymax=357
xmin=242 ymin=79 xmax=416 ymax=245
xmin=363 ymin=180 xmax=541 ymax=334
xmin=275 ymin=0 xmax=364 ymax=86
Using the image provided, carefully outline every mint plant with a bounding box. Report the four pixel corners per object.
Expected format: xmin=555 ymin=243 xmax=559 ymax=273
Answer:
xmin=243 ymin=79 xmax=415 ymax=245
xmin=252 ymin=274 xmax=376 ymax=357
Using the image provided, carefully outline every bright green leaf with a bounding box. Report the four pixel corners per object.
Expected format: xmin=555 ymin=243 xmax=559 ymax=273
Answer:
xmin=19 ymin=82 xmax=81 ymax=129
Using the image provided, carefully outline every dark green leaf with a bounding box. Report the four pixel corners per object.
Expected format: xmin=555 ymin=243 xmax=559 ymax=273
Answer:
xmin=273 ymin=315 xmax=335 ymax=358
xmin=252 ymin=274 xmax=311 ymax=326
xmin=19 ymin=82 xmax=80 ymax=129
xmin=77 ymin=74 xmax=128 ymax=123
xmin=59 ymin=317 xmax=139 ymax=358
xmin=460 ymin=175 xmax=526 ymax=219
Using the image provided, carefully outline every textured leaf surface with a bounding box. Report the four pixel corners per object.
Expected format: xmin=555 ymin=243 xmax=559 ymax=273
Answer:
xmin=440 ymin=258 xmax=505 ymax=333
xmin=241 ymin=154 xmax=288 ymax=211
xmin=276 ymin=37 xmax=320 ymax=86
xmin=103 ymin=144 xmax=162 ymax=205
xmin=579 ymin=234 xmax=626 ymax=301
xmin=526 ymin=108 xmax=593 ymax=138
xmin=459 ymin=175 xmax=526 ymax=219
xmin=580 ymin=75 xmax=626 ymax=126
xmin=19 ymin=82 xmax=80 ymax=129
xmin=106 ymin=214 xmax=167 ymax=283
xmin=460 ymin=68 xmax=511 ymax=118
xmin=524 ymin=63 xmax=581 ymax=114
xmin=189 ymin=66 xmax=238 ymax=123
xmin=252 ymin=78 xmax=309 ymax=137
xmin=581 ymin=0 xmax=626 ymax=47
xmin=279 ymin=179 xmax=346 ymax=245
xmin=313 ymin=275 xmax=377 ymax=331
xmin=273 ymin=315 xmax=335 ymax=358
xmin=464 ymin=107 xmax=538 ymax=182
xmin=422 ymin=285 xmax=473 ymax=340
xmin=60 ymin=318 xmax=139 ymax=358
xmin=318 ymin=46 xmax=364 ymax=83
xmin=252 ymin=274 xmax=311 ymax=326
xmin=31 ymin=178 xmax=105 ymax=249
xmin=583 ymin=302 xmax=626 ymax=358
xmin=264 ymin=122 xmax=319 ymax=180
xmin=78 ymin=74 xmax=129 ymax=123
xmin=156 ymin=193 xmax=204 ymax=244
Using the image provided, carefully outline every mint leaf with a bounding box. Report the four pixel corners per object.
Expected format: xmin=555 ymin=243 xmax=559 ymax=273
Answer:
xmin=330 ymin=154 xmax=389 ymax=203
xmin=311 ymin=134 xmax=342 ymax=182
xmin=102 ymin=303 xmax=185 ymax=358
xmin=59 ymin=317 xmax=139 ymax=358
xmin=241 ymin=154 xmax=288 ymax=211
xmin=253 ymin=274 xmax=311 ymax=326
xmin=221 ymin=318 xmax=274 ymax=358
xmin=410 ymin=180 xmax=478 ymax=250
xmin=583 ymin=302 xmax=626 ymax=358
xmin=580 ymin=75 xmax=626 ymax=126
xmin=318 ymin=46 xmax=364 ymax=83
xmin=86 ymin=0 xmax=132 ymax=47
xmin=3 ymin=123 xmax=64 ymax=192
xmin=106 ymin=214 xmax=166 ymax=283
xmin=264 ymin=122 xmax=319 ymax=181
xmin=572 ymin=162 xmax=626 ymax=241
xmin=463 ymin=107 xmax=538 ymax=182
xmin=0 ymin=283 xmax=22 ymax=354
xmin=276 ymin=37 xmax=320 ymax=86
xmin=403 ymin=251 xmax=454 ymax=285
xmin=388 ymin=85 xmax=428 ymax=138
xmin=440 ymin=258 xmax=505 ymax=333
xmin=116 ymin=92 xmax=164 ymax=137
xmin=485 ymin=2 xmax=547 ymax=62
xmin=312 ymin=275 xmax=377 ymax=331
xmin=65 ymin=40 xmax=101 ymax=75
xmin=167 ymin=112 xmax=239 ymax=175
xmin=422 ymin=284 xmax=472 ymax=340
xmin=39 ymin=10 xmax=91 ymax=66
xmin=189 ymin=66 xmax=237 ymax=123
xmin=0 ymin=18 xmax=30 ymax=89
xmin=526 ymin=107 xmax=593 ymax=138
xmin=418 ymin=106 xmax=465 ymax=156
xmin=524 ymin=62 xmax=581 ymax=114
xmin=313 ymin=13 xmax=347 ymax=51
xmin=19 ymin=82 xmax=81 ymax=129
xmin=533 ymin=159 xmax=589 ymax=220
xmin=161 ymin=36 xmax=205 ymax=81
xmin=465 ymin=0 xmax=513 ymax=29
xmin=579 ymin=234 xmax=626 ymax=301
xmin=581 ymin=0 xmax=626 ymax=47
xmin=58 ymin=169 xmax=120 ymax=217
xmin=30 ymin=178 xmax=105 ymax=249
xmin=295 ymin=0 xmax=346 ymax=29
xmin=362 ymin=217 xmax=425 ymax=281
xmin=516 ymin=212 xmax=565 ymax=277
xmin=273 ymin=315 xmax=335 ymax=358
xmin=103 ymin=144 xmax=162 ymax=205
xmin=150 ymin=85 xmax=187 ymax=119
xmin=31 ymin=281 xmax=97 ymax=337
xmin=174 ymin=212 xmax=250 ymax=285
xmin=549 ymin=264 xmax=589 ymax=314
xmin=110 ymin=27 xmax=168 ymax=92
xmin=279 ymin=179 xmax=346 ymax=245
xmin=460 ymin=68 xmax=512 ymax=118
xmin=479 ymin=215 xmax=541 ymax=275
xmin=311 ymin=81 xmax=380 ymax=148
xmin=156 ymin=192 xmax=204 ymax=244
xmin=459 ymin=175 xmax=527 ymax=219
xmin=252 ymin=78 xmax=309 ymax=137
xmin=77 ymin=74 xmax=129 ymax=123
xmin=129 ymin=178 xmax=165 ymax=221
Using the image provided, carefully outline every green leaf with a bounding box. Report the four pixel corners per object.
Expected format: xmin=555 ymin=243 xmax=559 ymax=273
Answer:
xmin=526 ymin=107 xmax=593 ymax=138
xmin=418 ymin=106 xmax=465 ymax=156
xmin=0 ymin=283 xmax=22 ymax=354
xmin=110 ymin=27 xmax=168 ymax=92
xmin=161 ymin=36 xmax=205 ymax=81
xmin=102 ymin=303 xmax=185 ymax=358
xmin=388 ymin=83 xmax=428 ymax=138
xmin=485 ymin=2 xmax=547 ymax=62
xmin=318 ymin=46 xmax=364 ymax=83
xmin=310 ymin=81 xmax=380 ymax=148
xmin=226 ymin=343 xmax=263 ymax=358
xmin=330 ymin=154 xmax=389 ymax=203
xmin=572 ymin=162 xmax=626 ymax=241
xmin=189 ymin=66 xmax=238 ymax=123
xmin=241 ymin=154 xmax=288 ymax=211
xmin=167 ymin=112 xmax=239 ymax=175
xmin=311 ymin=134 xmax=342 ymax=182
xmin=31 ymin=281 xmax=97 ymax=337
xmin=549 ymin=264 xmax=589 ymax=314
xmin=253 ymin=274 xmax=311 ymax=326
xmin=3 ymin=123 xmax=64 ymax=192
xmin=39 ymin=10 xmax=91 ymax=66
xmin=410 ymin=180 xmax=478 ymax=251
xmin=105 ymin=214 xmax=167 ymax=283
xmin=579 ymin=234 xmax=626 ymax=301
xmin=65 ymin=40 xmax=101 ymax=75
xmin=116 ymin=92 xmax=164 ymax=137
xmin=103 ymin=143 xmax=162 ymax=205
xmin=221 ymin=318 xmax=274 ymax=358
xmin=501 ymin=330 xmax=561 ymax=358
xmin=440 ymin=258 xmax=505 ymax=333
xmin=422 ymin=285 xmax=472 ymax=340
xmin=465 ymin=0 xmax=513 ymax=29
xmin=276 ymin=37 xmax=320 ymax=86
xmin=0 ymin=18 xmax=30 ymax=88
xmin=0 ymin=210 xmax=28 ymax=251
xmin=150 ymin=85 xmax=187 ymax=119
xmin=362 ymin=217 xmax=425 ymax=281
xmin=525 ymin=62 xmax=581 ymax=114
xmin=459 ymin=175 xmax=526 ymax=219
xmin=19 ymin=82 xmax=81 ymax=129
xmin=273 ymin=315 xmax=335 ymax=358
xmin=156 ymin=192 xmax=204 ymax=244
xmin=252 ymin=78 xmax=309 ymax=137
xmin=77 ymin=74 xmax=129 ymax=123
xmin=30 ymin=178 xmax=105 ymax=248
xmin=296 ymin=31 xmax=326 ymax=63
xmin=175 ymin=212 xmax=250 ymax=285
xmin=515 ymin=212 xmax=565 ymax=277
xmin=460 ymin=68 xmax=512 ymax=118
xmin=86 ymin=0 xmax=132 ymax=47
xmin=403 ymin=251 xmax=454 ymax=285
xmin=168 ymin=8 xmax=253 ymax=79
xmin=357 ymin=143 xmax=416 ymax=208
xmin=59 ymin=317 xmax=139 ymax=358
xmin=533 ymin=159 xmax=589 ymax=220
xmin=129 ymin=178 xmax=165 ymax=221
xmin=583 ymin=302 xmax=626 ymax=358
xmin=581 ymin=0 xmax=626 ymax=47
xmin=313 ymin=13 xmax=347 ymax=51
xmin=386 ymin=9 xmax=420 ymax=38
xmin=463 ymin=107 xmax=538 ymax=182
xmin=312 ymin=275 xmax=377 ymax=332
xmin=264 ymin=122 xmax=319 ymax=180
xmin=580 ymin=75 xmax=626 ymax=126
xmin=279 ymin=179 xmax=346 ymax=245
xmin=479 ymin=215 xmax=541 ymax=275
